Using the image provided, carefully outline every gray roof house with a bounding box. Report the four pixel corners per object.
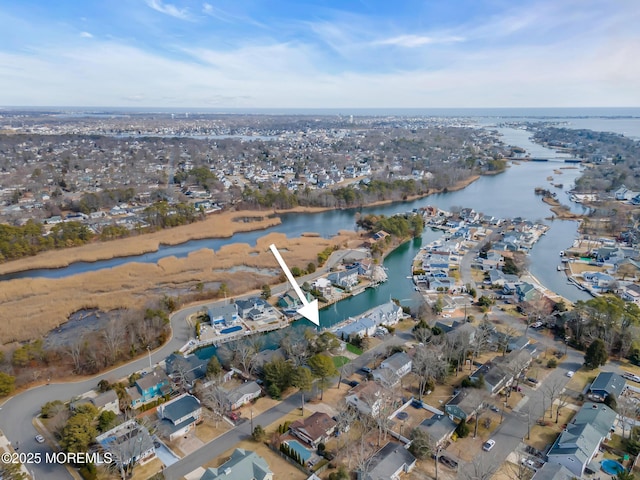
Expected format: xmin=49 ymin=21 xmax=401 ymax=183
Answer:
xmin=418 ymin=414 xmax=457 ymax=447
xmin=90 ymin=390 xmax=120 ymax=415
xmin=444 ymin=389 xmax=485 ymax=421
xmin=208 ymin=303 xmax=239 ymax=326
xmin=165 ymin=353 xmax=208 ymax=390
xmin=225 ymin=381 xmax=262 ymax=410
xmin=200 ymin=448 xmax=273 ymax=480
xmin=96 ymin=419 xmax=156 ymax=468
xmin=588 ymin=372 xmax=626 ymax=402
xmin=157 ymin=394 xmax=202 ymax=441
xmin=532 ymin=463 xmax=573 ymax=480
xmin=358 ymin=442 xmax=416 ymax=480
xmin=547 ymin=402 xmax=617 ymax=477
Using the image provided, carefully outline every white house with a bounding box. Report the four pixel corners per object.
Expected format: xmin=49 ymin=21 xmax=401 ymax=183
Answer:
xmin=157 ymin=394 xmax=202 ymax=441
xmin=346 ymin=382 xmax=384 ymax=417
xmin=225 ymin=381 xmax=262 ymax=410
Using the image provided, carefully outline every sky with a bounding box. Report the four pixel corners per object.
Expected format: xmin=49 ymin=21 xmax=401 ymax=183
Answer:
xmin=0 ymin=0 xmax=638 ymax=109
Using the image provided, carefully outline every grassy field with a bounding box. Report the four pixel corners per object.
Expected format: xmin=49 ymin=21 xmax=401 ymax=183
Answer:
xmin=332 ymin=356 xmax=350 ymax=368
xmin=346 ymin=344 xmax=363 ymax=355
xmin=0 ymin=230 xmax=360 ymax=344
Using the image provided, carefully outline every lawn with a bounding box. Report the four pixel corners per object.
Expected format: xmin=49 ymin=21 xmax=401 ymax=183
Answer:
xmin=332 ymin=355 xmax=350 ymax=368
xmin=346 ymin=343 xmax=363 ymax=355
xmin=527 ymin=406 xmax=577 ymax=451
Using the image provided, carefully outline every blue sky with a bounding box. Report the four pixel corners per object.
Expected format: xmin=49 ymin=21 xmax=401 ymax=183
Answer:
xmin=0 ymin=0 xmax=638 ymax=108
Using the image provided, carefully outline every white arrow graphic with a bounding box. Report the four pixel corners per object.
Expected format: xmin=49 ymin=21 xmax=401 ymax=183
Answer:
xmin=269 ymin=243 xmax=319 ymax=326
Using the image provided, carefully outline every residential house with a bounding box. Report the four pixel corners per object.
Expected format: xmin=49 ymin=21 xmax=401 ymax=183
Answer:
xmin=278 ymin=290 xmax=314 ymax=312
xmin=378 ymin=352 xmax=412 ymax=379
xmin=289 ymin=412 xmax=337 ymax=448
xmin=346 ymin=382 xmax=384 ymax=417
xmin=358 ymin=442 xmax=416 ymax=480
xmin=327 ymin=269 xmax=359 ymax=289
xmin=157 ymin=394 xmax=202 ymax=441
xmin=90 ymin=390 xmax=120 ymax=415
xmin=588 ymin=372 xmax=626 ymax=402
xmin=516 ymin=282 xmax=539 ymax=303
xmin=313 ymin=277 xmax=333 ymax=298
xmin=622 ymin=283 xmax=640 ymax=305
xmin=200 ymin=449 xmax=273 ymax=480
xmin=235 ymin=297 xmax=278 ymax=322
xmin=335 ymin=318 xmax=377 ymax=341
xmin=532 ymin=463 xmax=573 ymax=480
xmin=366 ymin=301 xmax=404 ymax=326
xmin=224 ymin=381 xmax=262 ymax=410
xmin=96 ymin=420 xmax=156 ymax=468
xmin=208 ymin=303 xmax=239 ymax=326
xmin=471 ymin=350 xmax=532 ymax=395
xmin=165 ymin=353 xmax=208 ymax=391
xmin=444 ymin=389 xmax=485 ymax=421
xmin=546 ymin=402 xmax=617 ymax=477
xmin=418 ymin=414 xmax=457 ymax=447
xmin=126 ymin=368 xmax=171 ymax=408
xmin=489 ymin=269 xmax=519 ymax=287
xmin=479 ymin=252 xmax=504 ymax=271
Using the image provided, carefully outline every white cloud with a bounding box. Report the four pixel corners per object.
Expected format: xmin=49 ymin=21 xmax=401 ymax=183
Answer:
xmin=80 ymin=31 xmax=93 ymax=38
xmin=145 ymin=0 xmax=191 ymax=21
xmin=375 ymin=34 xmax=464 ymax=48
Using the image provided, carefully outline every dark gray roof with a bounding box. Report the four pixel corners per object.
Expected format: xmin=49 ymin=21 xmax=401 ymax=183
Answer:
xmin=226 ymin=381 xmax=261 ymax=406
xmin=363 ymin=442 xmax=416 ymax=480
xmin=200 ymin=448 xmax=272 ymax=480
xmin=97 ymin=420 xmax=154 ymax=465
xmin=419 ymin=414 xmax=456 ymax=445
xmin=92 ymin=390 xmax=118 ymax=408
xmin=159 ymin=395 xmax=200 ymax=424
xmin=136 ymin=368 xmax=169 ymax=391
xmin=165 ymin=353 xmax=208 ymax=385
xmin=532 ymin=463 xmax=573 ymax=480
xmin=589 ymin=372 xmax=626 ymax=397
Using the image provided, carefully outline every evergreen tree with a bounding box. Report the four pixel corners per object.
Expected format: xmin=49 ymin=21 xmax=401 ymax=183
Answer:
xmin=584 ymin=338 xmax=608 ymax=369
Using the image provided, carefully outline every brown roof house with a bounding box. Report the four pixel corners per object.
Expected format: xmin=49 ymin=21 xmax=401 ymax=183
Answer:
xmin=289 ymin=412 xmax=337 ymax=448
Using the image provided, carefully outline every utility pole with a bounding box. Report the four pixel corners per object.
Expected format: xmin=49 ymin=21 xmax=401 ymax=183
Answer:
xmin=435 ymin=446 xmax=442 ymax=480
xmin=147 ymin=346 xmax=152 ymax=372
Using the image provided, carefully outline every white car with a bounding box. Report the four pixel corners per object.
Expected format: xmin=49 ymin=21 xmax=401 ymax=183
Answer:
xmin=566 ymin=371 xmax=575 ymax=378
xmin=35 ymin=435 xmax=45 ymax=443
xmin=482 ymin=439 xmax=496 ymax=451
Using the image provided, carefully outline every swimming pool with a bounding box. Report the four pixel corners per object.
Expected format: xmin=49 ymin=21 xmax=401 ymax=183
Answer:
xmin=601 ymin=459 xmax=625 ymax=475
xmin=220 ymin=325 xmax=243 ymax=335
xmin=286 ymin=440 xmax=312 ymax=463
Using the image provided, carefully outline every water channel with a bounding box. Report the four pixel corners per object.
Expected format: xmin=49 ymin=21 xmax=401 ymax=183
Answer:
xmin=3 ymin=129 xmax=594 ymax=340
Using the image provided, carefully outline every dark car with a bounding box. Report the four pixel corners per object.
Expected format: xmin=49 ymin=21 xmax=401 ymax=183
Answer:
xmin=439 ymin=456 xmax=458 ymax=469
xmin=348 ymin=380 xmax=360 ymax=388
xmin=527 ymin=377 xmax=539 ymax=384
xmin=228 ymin=412 xmax=240 ymax=421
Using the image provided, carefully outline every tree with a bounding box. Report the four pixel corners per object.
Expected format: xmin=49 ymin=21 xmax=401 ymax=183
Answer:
xmin=206 ymin=356 xmax=222 ymax=378
xmin=584 ymin=338 xmax=608 ymax=369
xmin=0 ymin=372 xmax=16 ymax=397
xmin=291 ymin=366 xmax=314 ymax=415
xmin=98 ymin=410 xmax=117 ymax=432
xmin=455 ymin=419 xmax=470 ymax=438
xmin=408 ymin=427 xmax=434 ymax=459
xmin=308 ymin=354 xmax=338 ymax=400
xmin=252 ymin=425 xmax=266 ymax=442
xmin=61 ymin=411 xmax=98 ymax=453
xmin=261 ymin=284 xmax=271 ymax=300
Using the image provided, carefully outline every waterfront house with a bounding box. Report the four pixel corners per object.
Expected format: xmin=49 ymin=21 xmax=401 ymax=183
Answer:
xmin=157 ymin=394 xmax=202 ymax=441
xmin=546 ymin=402 xmax=616 ymax=477
xmin=365 ymin=301 xmax=404 ymax=326
xmin=208 ymin=303 xmax=239 ymax=326
xmin=359 ymin=441 xmax=416 ymax=480
xmin=516 ymin=282 xmax=539 ymax=303
xmin=200 ymin=449 xmax=273 ymax=480
xmin=327 ymin=269 xmax=359 ymax=288
xmin=313 ymin=277 xmax=333 ymax=297
xmin=289 ymin=411 xmax=337 ymax=448
xmin=335 ymin=318 xmax=377 ymax=340
xmin=235 ymin=297 xmax=277 ymax=321
xmin=97 ymin=420 xmax=156 ymax=468
xmin=278 ymin=290 xmax=314 ymax=311
xmin=165 ymin=353 xmax=208 ymax=391
xmin=224 ymin=381 xmax=262 ymax=410
xmin=588 ymin=372 xmax=626 ymax=402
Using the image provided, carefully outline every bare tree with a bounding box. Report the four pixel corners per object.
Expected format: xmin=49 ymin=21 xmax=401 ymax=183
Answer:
xmin=413 ymin=346 xmax=446 ymax=400
xmin=102 ymin=319 xmax=124 ymax=364
xmin=67 ymin=337 xmax=84 ymax=373
xmin=460 ymin=454 xmax=498 ymax=480
xmin=196 ymin=383 xmax=228 ymax=427
xmin=555 ymin=392 xmax=571 ymax=424
xmin=542 ymin=378 xmax=565 ymax=419
xmin=618 ymin=395 xmax=636 ymax=439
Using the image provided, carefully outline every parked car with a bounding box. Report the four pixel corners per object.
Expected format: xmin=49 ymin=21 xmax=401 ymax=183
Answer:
xmin=361 ymin=366 xmax=373 ymax=374
xmin=35 ymin=435 xmax=45 ymax=443
xmin=490 ymin=405 xmax=500 ymax=412
xmin=482 ymin=439 xmax=496 ymax=452
xmin=228 ymin=412 xmax=240 ymax=421
xmin=566 ymin=371 xmax=575 ymax=378
xmin=439 ymin=455 xmax=458 ymax=469
xmin=527 ymin=377 xmax=539 ymax=384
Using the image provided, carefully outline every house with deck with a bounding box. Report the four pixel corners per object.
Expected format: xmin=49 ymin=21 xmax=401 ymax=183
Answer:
xmin=125 ymin=368 xmax=171 ymax=408
xmin=359 ymin=442 xmax=416 ymax=480
xmin=97 ymin=420 xmax=156 ymax=468
xmin=208 ymin=303 xmax=239 ymax=326
xmin=289 ymin=412 xmax=337 ymax=448
xmin=157 ymin=394 xmax=202 ymax=441
xmin=200 ymin=449 xmax=273 ymax=480
xmin=588 ymin=372 xmax=626 ymax=402
xmin=546 ymin=402 xmax=617 ymax=477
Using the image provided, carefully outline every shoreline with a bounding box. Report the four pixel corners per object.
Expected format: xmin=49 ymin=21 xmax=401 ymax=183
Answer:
xmin=0 ymin=174 xmax=481 ymax=276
